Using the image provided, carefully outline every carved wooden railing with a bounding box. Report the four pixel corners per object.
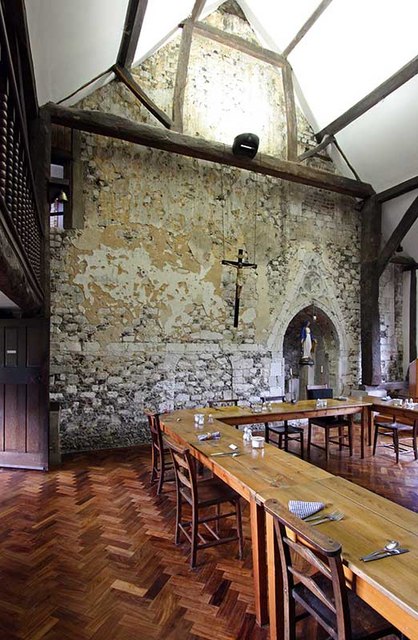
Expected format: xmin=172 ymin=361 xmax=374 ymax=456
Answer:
xmin=0 ymin=6 xmax=44 ymax=305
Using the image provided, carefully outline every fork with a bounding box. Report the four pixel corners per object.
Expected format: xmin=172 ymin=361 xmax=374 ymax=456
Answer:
xmin=310 ymin=511 xmax=344 ymax=526
xmin=304 ymin=509 xmax=339 ymax=522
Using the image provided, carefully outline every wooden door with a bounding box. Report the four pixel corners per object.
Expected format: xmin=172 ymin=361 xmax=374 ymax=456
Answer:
xmin=0 ymin=318 xmax=49 ymax=469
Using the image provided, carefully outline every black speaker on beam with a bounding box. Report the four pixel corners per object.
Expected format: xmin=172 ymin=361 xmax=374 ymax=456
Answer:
xmin=232 ymin=133 xmax=259 ymax=159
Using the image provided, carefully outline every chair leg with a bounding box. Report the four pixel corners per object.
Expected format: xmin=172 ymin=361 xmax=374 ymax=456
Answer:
xmin=215 ymin=503 xmax=221 ymax=535
xmin=348 ymin=419 xmax=353 ymax=456
xmin=299 ymin=430 xmax=304 ymax=460
xmin=235 ymin=498 xmax=244 ymax=560
xmin=190 ymin=502 xmax=199 ymax=568
xmin=307 ymin=421 xmax=312 ymax=458
xmin=338 ymin=426 xmax=343 ymax=451
xmin=157 ymin=453 xmax=165 ymax=495
xmin=413 ymin=430 xmax=418 ymax=461
xmin=284 ymin=421 xmax=289 ymax=451
xmin=325 ymin=429 xmax=329 ymax=463
xmin=175 ymin=491 xmax=182 ymax=545
xmin=372 ymin=424 xmax=379 ymax=456
xmin=150 ymin=445 xmax=158 ymax=484
xmin=393 ymin=430 xmax=400 ymax=464
xmin=265 ymin=422 xmax=270 ymax=444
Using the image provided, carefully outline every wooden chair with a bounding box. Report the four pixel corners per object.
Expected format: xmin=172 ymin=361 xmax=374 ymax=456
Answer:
xmin=166 ymin=438 xmax=244 ymax=568
xmin=260 ymin=395 xmax=304 ymax=459
xmin=208 ymin=398 xmax=239 ymax=408
xmin=306 ymin=385 xmax=353 ymax=463
xmin=373 ymin=416 xmax=418 ymax=464
xmin=145 ymin=411 xmax=174 ymax=495
xmin=264 ymin=498 xmax=401 ymax=640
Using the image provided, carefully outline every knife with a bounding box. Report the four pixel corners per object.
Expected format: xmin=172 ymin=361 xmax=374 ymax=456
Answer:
xmin=210 ymin=451 xmax=240 ymax=457
xmin=361 ymin=548 xmax=409 ymax=562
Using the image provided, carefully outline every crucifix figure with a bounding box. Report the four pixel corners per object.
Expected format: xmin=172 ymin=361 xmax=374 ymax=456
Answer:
xmin=222 ymin=248 xmax=257 ymax=327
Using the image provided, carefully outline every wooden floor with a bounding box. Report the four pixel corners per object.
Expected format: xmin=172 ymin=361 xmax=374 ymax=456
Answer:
xmin=0 ymin=424 xmax=416 ymax=640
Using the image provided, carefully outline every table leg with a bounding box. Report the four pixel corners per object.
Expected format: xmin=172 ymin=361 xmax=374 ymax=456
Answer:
xmin=360 ymin=407 xmax=369 ymax=458
xmin=367 ymin=406 xmax=372 ymax=446
xmin=250 ymin=497 xmax=268 ymax=626
xmin=266 ymin=511 xmax=284 ymax=640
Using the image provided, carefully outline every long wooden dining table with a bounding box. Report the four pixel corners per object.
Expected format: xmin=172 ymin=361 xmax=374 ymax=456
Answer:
xmin=263 ymin=477 xmax=418 ymax=639
xmin=159 ymin=400 xmax=418 ymax=637
xmin=214 ymin=397 xmax=372 ymax=458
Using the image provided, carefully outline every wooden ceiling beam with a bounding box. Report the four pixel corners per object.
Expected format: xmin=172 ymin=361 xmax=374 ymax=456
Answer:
xmin=190 ymin=21 xmax=286 ymax=67
xmin=282 ymin=64 xmax=297 ymax=160
xmin=47 ymin=102 xmax=374 ymax=199
xmin=316 ymin=54 xmax=418 ymax=141
xmin=172 ymin=19 xmax=194 ymax=132
xmin=113 ymin=64 xmax=172 ymax=129
xmin=172 ymin=2 xmax=206 ymax=132
xmin=191 ymin=0 xmax=206 ymax=21
xmin=390 ymin=255 xmax=418 ymax=269
xmin=377 ymin=195 xmax=418 ymax=276
xmin=298 ymin=135 xmax=334 ymax=161
xmin=116 ymin=0 xmax=148 ymax=69
xmin=282 ymin=0 xmax=333 ymax=58
xmin=376 ymin=175 xmax=418 ymax=204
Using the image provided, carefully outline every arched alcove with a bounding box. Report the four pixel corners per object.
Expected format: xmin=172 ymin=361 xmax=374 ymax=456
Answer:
xmin=267 ymin=252 xmax=355 ymax=397
xmin=283 ymin=305 xmax=340 ymax=397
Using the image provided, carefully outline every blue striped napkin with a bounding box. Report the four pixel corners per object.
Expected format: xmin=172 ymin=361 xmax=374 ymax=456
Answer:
xmin=288 ymin=500 xmax=325 ymax=519
xmin=197 ymin=431 xmax=221 ymax=441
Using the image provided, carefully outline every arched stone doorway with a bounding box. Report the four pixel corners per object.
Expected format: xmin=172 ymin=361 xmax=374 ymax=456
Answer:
xmin=283 ymin=306 xmax=340 ymax=399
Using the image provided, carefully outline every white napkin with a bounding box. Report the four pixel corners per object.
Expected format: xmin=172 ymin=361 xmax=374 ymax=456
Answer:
xmin=288 ymin=500 xmax=325 ymax=519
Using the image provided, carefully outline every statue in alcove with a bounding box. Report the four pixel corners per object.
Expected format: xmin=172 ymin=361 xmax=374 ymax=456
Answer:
xmin=300 ymin=320 xmax=316 ymax=364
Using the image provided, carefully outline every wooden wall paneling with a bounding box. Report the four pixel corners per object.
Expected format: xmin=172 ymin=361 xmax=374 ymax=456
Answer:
xmin=27 ymin=382 xmax=41 ymax=453
xmin=0 ymin=319 xmax=48 ymax=468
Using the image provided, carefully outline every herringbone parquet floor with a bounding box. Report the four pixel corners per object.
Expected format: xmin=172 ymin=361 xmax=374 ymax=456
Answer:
xmin=0 ymin=424 xmax=416 ymax=640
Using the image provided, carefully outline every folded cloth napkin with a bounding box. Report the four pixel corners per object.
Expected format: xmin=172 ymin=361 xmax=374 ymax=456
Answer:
xmin=197 ymin=431 xmax=221 ymax=441
xmin=288 ymin=500 xmax=325 ymax=519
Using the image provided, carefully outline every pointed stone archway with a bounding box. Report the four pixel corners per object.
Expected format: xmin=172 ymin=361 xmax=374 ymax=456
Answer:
xmin=267 ymin=251 xmax=355 ymax=397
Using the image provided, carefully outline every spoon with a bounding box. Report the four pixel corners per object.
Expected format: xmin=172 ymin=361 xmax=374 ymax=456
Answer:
xmin=361 ymin=540 xmax=399 ymax=560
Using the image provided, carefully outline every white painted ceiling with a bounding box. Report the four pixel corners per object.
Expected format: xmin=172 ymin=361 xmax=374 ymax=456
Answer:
xmin=24 ymin=0 xmax=418 ymax=260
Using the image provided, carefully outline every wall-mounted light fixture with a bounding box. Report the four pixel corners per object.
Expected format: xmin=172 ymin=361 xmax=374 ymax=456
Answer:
xmin=232 ymin=133 xmax=259 ymax=159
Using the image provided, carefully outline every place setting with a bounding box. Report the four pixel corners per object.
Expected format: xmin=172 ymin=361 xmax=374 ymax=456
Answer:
xmin=360 ymin=540 xmax=410 ymax=562
xmin=288 ymin=500 xmax=345 ymax=526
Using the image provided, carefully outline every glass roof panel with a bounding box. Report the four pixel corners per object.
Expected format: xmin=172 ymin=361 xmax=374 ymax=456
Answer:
xmin=239 ymin=0 xmax=321 ymax=52
xmin=288 ymin=0 xmax=418 ymax=129
xmin=25 ymin=0 xmax=129 ymax=105
xmin=336 ymin=75 xmax=418 ymax=192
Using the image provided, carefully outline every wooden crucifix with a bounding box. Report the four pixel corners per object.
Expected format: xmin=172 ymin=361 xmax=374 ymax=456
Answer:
xmin=222 ymin=249 xmax=257 ymax=327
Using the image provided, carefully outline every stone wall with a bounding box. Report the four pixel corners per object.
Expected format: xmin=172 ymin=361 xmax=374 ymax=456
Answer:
xmin=50 ymin=8 xmax=372 ymax=451
xmin=379 ymin=264 xmax=404 ymax=381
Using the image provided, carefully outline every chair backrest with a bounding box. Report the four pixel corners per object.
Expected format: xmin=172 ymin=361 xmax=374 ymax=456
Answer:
xmin=260 ymin=395 xmax=285 ymax=402
xmin=145 ymin=411 xmax=164 ymax=454
xmin=165 ymin=438 xmax=198 ymax=502
xmin=307 ymin=385 xmax=333 ymax=400
xmin=208 ymin=398 xmax=239 ymax=407
xmin=264 ymin=499 xmax=352 ymax=640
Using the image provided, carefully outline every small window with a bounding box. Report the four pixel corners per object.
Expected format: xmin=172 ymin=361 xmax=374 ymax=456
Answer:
xmin=49 ymin=159 xmax=69 ymax=229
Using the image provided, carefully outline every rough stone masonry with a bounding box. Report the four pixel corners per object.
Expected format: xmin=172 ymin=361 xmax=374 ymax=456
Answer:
xmin=49 ymin=7 xmax=403 ymax=451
